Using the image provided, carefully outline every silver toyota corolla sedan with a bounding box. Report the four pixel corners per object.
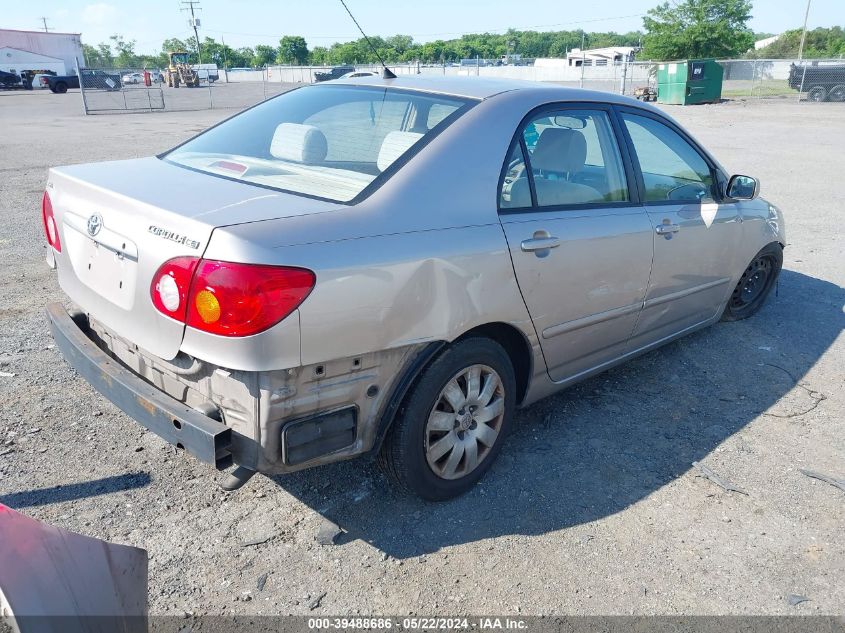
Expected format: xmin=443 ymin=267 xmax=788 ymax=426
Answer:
xmin=43 ymin=76 xmax=785 ymax=500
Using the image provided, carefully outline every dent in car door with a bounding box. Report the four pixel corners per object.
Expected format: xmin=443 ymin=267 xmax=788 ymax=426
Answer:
xmin=619 ymin=110 xmax=742 ymax=348
xmin=498 ymin=106 xmax=653 ymax=383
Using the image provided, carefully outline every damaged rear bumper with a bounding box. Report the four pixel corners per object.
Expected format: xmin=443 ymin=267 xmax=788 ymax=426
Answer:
xmin=46 ymin=302 xmax=234 ymax=470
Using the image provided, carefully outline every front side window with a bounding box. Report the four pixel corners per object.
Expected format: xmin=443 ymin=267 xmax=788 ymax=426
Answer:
xmin=622 ymin=113 xmax=714 ymax=202
xmin=164 ymin=86 xmax=472 ymax=202
xmin=501 ymin=109 xmax=628 ymax=209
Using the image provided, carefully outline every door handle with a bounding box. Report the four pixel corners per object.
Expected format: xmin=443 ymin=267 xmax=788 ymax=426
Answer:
xmin=521 ymin=236 xmax=560 ymax=252
xmin=655 ymin=223 xmax=680 ymax=235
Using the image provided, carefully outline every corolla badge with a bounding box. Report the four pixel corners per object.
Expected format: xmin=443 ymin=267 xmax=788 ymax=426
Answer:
xmin=87 ymin=213 xmax=104 ymax=237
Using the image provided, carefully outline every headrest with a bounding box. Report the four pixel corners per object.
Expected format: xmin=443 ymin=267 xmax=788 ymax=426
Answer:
xmin=377 ymin=131 xmax=423 ymax=172
xmin=531 ymin=128 xmax=587 ymax=173
xmin=270 ymin=123 xmax=328 ymax=164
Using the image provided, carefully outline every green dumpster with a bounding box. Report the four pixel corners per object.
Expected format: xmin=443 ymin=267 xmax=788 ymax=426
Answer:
xmin=656 ymin=59 xmax=723 ymax=105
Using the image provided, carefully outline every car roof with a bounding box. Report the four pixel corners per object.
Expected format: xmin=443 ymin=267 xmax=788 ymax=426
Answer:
xmin=328 ymin=74 xmax=644 ymax=106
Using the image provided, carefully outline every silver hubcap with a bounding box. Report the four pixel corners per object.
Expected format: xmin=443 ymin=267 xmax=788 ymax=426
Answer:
xmin=424 ymin=364 xmax=505 ymax=480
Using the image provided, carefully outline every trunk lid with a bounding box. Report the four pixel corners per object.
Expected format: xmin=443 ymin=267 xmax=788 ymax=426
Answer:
xmin=49 ymin=157 xmax=340 ymax=360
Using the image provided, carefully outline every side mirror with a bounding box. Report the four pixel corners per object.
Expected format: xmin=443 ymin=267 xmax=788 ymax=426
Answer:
xmin=726 ymin=174 xmax=759 ymax=200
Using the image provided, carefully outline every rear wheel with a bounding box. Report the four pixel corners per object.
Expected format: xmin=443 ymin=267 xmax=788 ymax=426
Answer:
xmin=722 ymin=243 xmax=782 ymax=321
xmin=828 ymin=85 xmax=845 ymax=102
xmin=379 ymin=337 xmax=515 ymax=500
xmin=806 ymin=85 xmax=827 ymax=102
xmin=54 ymin=82 xmax=67 ymax=94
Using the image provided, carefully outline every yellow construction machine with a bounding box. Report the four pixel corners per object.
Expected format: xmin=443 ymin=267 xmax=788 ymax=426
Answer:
xmin=163 ymin=51 xmax=200 ymax=88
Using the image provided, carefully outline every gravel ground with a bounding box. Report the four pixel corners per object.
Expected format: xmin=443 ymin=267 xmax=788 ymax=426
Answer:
xmin=0 ymin=89 xmax=843 ymax=616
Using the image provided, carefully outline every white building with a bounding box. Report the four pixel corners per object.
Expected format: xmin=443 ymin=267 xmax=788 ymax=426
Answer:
xmin=564 ymin=46 xmax=638 ymax=67
xmin=0 ymin=47 xmax=66 ymax=75
xmin=0 ymin=29 xmax=84 ymax=74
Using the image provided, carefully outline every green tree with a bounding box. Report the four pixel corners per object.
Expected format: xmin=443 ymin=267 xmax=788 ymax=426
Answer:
xmin=642 ymin=0 xmax=755 ymax=60
xmin=83 ymin=42 xmax=112 ymax=67
xmin=750 ymin=26 xmax=845 ymax=58
xmin=110 ymin=34 xmax=139 ymax=68
xmin=253 ymin=44 xmax=277 ymax=67
xmin=278 ymin=35 xmax=309 ymax=64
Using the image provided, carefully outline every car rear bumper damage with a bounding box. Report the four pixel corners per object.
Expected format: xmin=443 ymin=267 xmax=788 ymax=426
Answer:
xmin=46 ymin=302 xmax=234 ymax=470
xmin=46 ymin=302 xmax=437 ymax=477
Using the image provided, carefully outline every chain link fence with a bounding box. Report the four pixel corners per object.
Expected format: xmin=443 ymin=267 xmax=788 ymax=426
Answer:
xmin=76 ymin=58 xmax=845 ymax=115
xmin=77 ymin=66 xmax=298 ymax=114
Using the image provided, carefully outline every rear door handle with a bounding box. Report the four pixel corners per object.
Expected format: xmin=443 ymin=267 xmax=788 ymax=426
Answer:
xmin=655 ymin=223 xmax=680 ymax=235
xmin=521 ymin=237 xmax=561 ymax=252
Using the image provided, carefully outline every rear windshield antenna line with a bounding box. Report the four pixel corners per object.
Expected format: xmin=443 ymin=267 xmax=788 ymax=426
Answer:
xmin=338 ymin=0 xmax=397 ymax=79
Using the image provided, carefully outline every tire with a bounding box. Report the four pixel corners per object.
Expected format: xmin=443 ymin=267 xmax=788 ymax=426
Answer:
xmin=379 ymin=337 xmax=516 ymax=501
xmin=806 ymin=85 xmax=827 ymax=102
xmin=722 ymin=243 xmax=783 ymax=321
xmin=54 ymin=82 xmax=67 ymax=94
xmin=828 ymin=84 xmax=845 ymax=102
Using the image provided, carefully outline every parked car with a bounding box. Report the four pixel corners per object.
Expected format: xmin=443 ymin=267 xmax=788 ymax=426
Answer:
xmin=42 ymin=70 xmax=122 ymax=93
xmin=121 ymin=72 xmax=144 ymax=84
xmin=788 ymin=62 xmax=845 ymax=102
xmin=0 ymin=69 xmax=22 ymax=88
xmin=314 ymin=65 xmax=355 ymax=82
xmin=43 ymin=77 xmax=785 ymax=500
xmin=341 ymin=70 xmax=380 ymax=79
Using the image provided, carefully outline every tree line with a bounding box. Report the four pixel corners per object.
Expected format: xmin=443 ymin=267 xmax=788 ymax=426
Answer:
xmin=82 ymin=29 xmax=645 ymax=69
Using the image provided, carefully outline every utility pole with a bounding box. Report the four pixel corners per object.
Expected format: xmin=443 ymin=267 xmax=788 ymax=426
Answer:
xmin=181 ymin=0 xmax=203 ymax=63
xmin=39 ymin=17 xmax=52 ymax=32
xmin=797 ymin=0 xmax=812 ymax=100
xmin=579 ymin=32 xmax=586 ymax=89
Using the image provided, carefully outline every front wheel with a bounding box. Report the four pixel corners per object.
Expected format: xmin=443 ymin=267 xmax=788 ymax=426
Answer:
xmin=722 ymin=243 xmax=783 ymax=321
xmin=379 ymin=337 xmax=516 ymax=500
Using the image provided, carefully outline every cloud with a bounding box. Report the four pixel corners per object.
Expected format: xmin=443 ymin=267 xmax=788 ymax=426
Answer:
xmin=82 ymin=3 xmax=118 ymax=26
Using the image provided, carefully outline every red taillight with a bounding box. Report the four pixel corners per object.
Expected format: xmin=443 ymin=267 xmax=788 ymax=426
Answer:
xmin=41 ymin=191 xmax=61 ymax=252
xmin=150 ymin=256 xmax=199 ymax=321
xmin=150 ymin=258 xmax=315 ymax=337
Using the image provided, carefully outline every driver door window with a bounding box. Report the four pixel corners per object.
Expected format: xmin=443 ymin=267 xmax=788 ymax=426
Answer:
xmin=621 ymin=113 xmax=714 ymax=202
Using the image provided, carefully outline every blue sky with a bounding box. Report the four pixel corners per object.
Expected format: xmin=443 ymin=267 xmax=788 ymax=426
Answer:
xmin=4 ymin=0 xmax=843 ymax=53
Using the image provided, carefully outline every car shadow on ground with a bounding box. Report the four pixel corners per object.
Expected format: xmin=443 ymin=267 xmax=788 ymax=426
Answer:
xmin=0 ymin=472 xmax=151 ymax=509
xmin=273 ymin=269 xmax=842 ymax=558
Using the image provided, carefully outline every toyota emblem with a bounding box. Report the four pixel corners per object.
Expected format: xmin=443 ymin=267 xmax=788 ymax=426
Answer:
xmin=87 ymin=213 xmax=103 ymax=237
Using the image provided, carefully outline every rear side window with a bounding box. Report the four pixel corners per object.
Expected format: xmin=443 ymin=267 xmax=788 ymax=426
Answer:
xmin=499 ymin=109 xmax=629 ymax=209
xmin=622 ymin=113 xmax=714 ymax=202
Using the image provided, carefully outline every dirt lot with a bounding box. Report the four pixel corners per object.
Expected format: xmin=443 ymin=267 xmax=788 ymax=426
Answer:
xmin=0 ymin=88 xmax=843 ymax=617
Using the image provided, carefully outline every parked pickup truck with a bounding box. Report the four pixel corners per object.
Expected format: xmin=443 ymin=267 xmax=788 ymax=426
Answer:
xmin=42 ymin=70 xmax=123 ymax=93
xmin=788 ymin=63 xmax=845 ymax=102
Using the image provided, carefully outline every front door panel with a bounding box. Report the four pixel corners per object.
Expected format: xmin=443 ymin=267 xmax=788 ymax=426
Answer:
xmin=631 ymin=201 xmax=741 ymax=348
xmin=619 ymin=111 xmax=741 ymax=349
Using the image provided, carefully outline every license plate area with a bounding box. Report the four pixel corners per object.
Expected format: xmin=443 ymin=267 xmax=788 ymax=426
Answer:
xmin=63 ymin=213 xmax=138 ymax=310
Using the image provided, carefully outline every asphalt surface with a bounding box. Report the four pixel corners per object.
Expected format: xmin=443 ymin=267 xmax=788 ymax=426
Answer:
xmin=0 ymin=87 xmax=843 ymax=616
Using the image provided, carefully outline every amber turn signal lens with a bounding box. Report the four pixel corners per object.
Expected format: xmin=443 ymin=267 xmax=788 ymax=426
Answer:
xmin=195 ymin=289 xmax=221 ymax=324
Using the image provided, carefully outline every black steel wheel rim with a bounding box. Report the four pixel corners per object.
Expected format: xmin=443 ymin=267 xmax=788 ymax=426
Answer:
xmin=731 ymin=256 xmax=773 ymax=308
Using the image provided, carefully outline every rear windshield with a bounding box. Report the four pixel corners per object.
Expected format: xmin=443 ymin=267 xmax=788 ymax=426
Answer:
xmin=164 ymin=85 xmax=473 ymax=203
